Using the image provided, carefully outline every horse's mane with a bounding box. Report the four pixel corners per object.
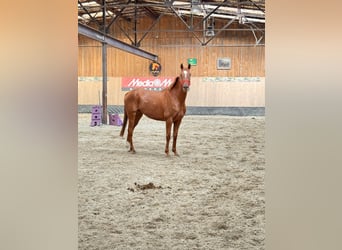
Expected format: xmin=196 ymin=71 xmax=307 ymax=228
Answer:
xmin=167 ymin=77 xmax=179 ymax=91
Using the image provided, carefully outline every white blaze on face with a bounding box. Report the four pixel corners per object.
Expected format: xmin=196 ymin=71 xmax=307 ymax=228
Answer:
xmin=183 ymin=70 xmax=188 ymax=79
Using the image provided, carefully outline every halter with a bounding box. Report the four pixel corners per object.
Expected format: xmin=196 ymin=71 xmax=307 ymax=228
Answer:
xmin=182 ymin=79 xmax=191 ymax=86
xmin=180 ymin=70 xmax=191 ymax=86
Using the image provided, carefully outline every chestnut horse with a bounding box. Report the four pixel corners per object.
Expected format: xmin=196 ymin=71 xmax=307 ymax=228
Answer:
xmin=120 ymin=63 xmax=191 ymax=156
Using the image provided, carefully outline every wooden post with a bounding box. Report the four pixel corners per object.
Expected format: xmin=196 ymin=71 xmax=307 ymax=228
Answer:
xmin=102 ymin=42 xmax=107 ymax=124
xmin=102 ymin=0 xmax=107 ymax=124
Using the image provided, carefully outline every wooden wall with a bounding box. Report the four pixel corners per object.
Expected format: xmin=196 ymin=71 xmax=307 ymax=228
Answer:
xmin=78 ymin=77 xmax=265 ymax=107
xmin=78 ymin=15 xmax=265 ymax=107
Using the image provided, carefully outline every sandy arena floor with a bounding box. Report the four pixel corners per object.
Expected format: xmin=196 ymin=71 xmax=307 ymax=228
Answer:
xmin=78 ymin=113 xmax=265 ymax=249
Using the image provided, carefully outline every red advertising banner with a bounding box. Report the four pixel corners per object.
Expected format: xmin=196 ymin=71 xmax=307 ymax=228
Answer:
xmin=121 ymin=77 xmax=175 ymax=91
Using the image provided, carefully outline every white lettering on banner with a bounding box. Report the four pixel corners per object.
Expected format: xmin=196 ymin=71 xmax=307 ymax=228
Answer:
xmin=127 ymin=78 xmax=173 ymax=88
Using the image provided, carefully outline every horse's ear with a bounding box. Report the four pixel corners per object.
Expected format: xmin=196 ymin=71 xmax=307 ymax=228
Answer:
xmin=188 ymin=64 xmax=191 ymax=69
xmin=180 ymin=63 xmax=184 ymax=70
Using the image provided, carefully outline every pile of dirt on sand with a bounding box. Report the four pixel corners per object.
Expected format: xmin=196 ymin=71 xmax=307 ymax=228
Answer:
xmin=127 ymin=182 xmax=163 ymax=192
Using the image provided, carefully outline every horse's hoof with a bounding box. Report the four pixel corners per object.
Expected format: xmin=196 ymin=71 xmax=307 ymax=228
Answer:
xmin=172 ymin=150 xmax=179 ymax=156
xmin=128 ymin=149 xmax=136 ymax=154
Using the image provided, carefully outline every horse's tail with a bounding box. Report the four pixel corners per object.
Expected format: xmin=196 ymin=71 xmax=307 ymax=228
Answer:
xmin=120 ymin=108 xmax=127 ymax=137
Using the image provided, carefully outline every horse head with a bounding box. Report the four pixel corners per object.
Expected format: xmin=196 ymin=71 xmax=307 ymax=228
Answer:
xmin=180 ymin=63 xmax=191 ymax=92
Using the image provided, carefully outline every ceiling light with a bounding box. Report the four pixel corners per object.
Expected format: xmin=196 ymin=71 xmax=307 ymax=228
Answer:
xmin=191 ymin=0 xmax=202 ymax=15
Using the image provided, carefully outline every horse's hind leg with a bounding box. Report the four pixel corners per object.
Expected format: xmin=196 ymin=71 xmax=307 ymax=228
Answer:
xmin=133 ymin=111 xmax=143 ymax=129
xmin=127 ymin=111 xmax=142 ymax=153
xmin=126 ymin=112 xmax=136 ymax=153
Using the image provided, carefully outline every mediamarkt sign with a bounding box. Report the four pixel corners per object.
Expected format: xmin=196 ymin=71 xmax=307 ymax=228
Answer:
xmin=122 ymin=77 xmax=175 ymax=91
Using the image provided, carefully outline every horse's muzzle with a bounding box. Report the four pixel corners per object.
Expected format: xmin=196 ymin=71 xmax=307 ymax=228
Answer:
xmin=183 ymin=84 xmax=189 ymax=91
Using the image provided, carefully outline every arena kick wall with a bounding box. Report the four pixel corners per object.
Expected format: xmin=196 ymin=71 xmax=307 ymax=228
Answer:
xmin=78 ymin=15 xmax=265 ymax=115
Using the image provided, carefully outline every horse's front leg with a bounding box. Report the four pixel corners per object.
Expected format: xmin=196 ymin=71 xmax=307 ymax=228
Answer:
xmin=172 ymin=119 xmax=182 ymax=156
xmin=165 ymin=119 xmax=172 ymax=156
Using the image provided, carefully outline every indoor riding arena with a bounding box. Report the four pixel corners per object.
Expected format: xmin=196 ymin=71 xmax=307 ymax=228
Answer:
xmin=78 ymin=1 xmax=265 ymax=249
